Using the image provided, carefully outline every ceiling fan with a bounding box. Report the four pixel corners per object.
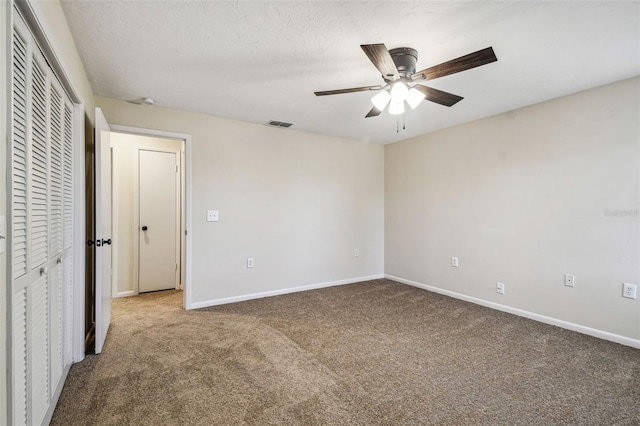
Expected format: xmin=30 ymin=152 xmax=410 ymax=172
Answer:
xmin=314 ymin=44 xmax=497 ymax=118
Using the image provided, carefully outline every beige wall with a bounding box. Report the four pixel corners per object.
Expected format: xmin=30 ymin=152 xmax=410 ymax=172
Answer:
xmin=385 ymin=77 xmax=640 ymax=341
xmin=111 ymin=133 xmax=183 ymax=295
xmin=97 ymin=97 xmax=385 ymax=305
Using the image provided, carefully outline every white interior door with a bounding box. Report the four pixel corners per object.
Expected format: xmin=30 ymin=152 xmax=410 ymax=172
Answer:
xmin=139 ymin=149 xmax=179 ymax=293
xmin=94 ymin=108 xmax=112 ymax=354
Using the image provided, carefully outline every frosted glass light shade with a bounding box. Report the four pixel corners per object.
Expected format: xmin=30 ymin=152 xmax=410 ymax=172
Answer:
xmin=407 ymin=87 xmax=425 ymax=109
xmin=371 ymin=90 xmax=391 ymax=111
xmin=390 ymin=82 xmax=409 ymax=102
xmin=388 ymin=100 xmax=405 ymax=115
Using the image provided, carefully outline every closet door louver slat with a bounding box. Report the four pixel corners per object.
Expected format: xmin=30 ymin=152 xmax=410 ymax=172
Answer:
xmin=49 ymin=85 xmax=64 ymax=258
xmin=30 ymin=275 xmax=50 ymax=426
xmin=12 ymin=27 xmax=29 ymax=280
xmin=63 ymin=105 xmax=73 ymax=251
xmin=63 ymin=253 xmax=74 ymax=364
xmin=12 ymin=289 xmax=28 ymax=426
xmin=49 ymin=263 xmax=64 ymax=397
xmin=63 ymin=103 xmax=74 ymax=365
xmin=30 ymin=55 xmax=49 ymax=271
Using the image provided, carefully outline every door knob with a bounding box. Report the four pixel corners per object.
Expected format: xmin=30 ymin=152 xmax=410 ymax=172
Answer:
xmin=101 ymin=239 xmax=112 ymax=245
xmin=142 ymin=226 xmax=148 ymax=231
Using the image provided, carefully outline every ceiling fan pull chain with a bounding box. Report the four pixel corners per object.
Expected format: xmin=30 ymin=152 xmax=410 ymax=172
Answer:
xmin=403 ymin=113 xmax=406 ymax=130
xmin=396 ymin=116 xmax=399 ymax=133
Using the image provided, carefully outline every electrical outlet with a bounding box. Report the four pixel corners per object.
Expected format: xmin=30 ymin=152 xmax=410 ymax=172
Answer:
xmin=496 ymin=282 xmax=505 ymax=294
xmin=206 ymin=210 xmax=219 ymax=222
xmin=564 ymin=274 xmax=575 ymax=287
xmin=247 ymin=258 xmax=254 ymax=268
xmin=451 ymin=257 xmax=459 ymax=267
xmin=622 ymin=283 xmax=637 ymax=299
xmin=354 ymin=248 xmax=359 ymax=257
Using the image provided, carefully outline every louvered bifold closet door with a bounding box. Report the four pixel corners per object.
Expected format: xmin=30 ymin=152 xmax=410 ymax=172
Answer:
xmin=28 ymin=44 xmax=51 ymax=426
xmin=11 ymin=11 xmax=75 ymax=426
xmin=11 ymin=20 xmax=31 ymax=426
xmin=49 ymin=79 xmax=65 ymax=399
xmin=62 ymin=103 xmax=74 ymax=366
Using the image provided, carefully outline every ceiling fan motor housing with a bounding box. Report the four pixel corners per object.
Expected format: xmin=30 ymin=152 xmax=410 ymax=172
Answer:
xmin=389 ymin=47 xmax=418 ymax=80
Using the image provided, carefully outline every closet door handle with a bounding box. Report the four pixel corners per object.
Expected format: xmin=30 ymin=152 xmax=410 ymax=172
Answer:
xmin=141 ymin=226 xmax=148 ymax=231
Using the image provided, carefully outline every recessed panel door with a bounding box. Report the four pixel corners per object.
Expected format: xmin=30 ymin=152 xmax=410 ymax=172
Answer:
xmin=139 ymin=149 xmax=179 ymax=293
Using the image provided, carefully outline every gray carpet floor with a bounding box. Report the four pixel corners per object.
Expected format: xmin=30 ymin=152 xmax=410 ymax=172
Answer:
xmin=52 ymin=279 xmax=640 ymax=425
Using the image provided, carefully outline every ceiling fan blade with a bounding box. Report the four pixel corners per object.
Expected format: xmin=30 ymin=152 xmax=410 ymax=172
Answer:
xmin=360 ymin=44 xmax=400 ymax=81
xmin=412 ymin=47 xmax=497 ymax=81
xmin=365 ymin=106 xmax=382 ymax=118
xmin=413 ymin=85 xmax=464 ymax=107
xmin=314 ymin=85 xmax=382 ymax=96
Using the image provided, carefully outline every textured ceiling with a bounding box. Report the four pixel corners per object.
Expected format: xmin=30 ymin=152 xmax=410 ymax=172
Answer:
xmin=60 ymin=1 xmax=640 ymax=144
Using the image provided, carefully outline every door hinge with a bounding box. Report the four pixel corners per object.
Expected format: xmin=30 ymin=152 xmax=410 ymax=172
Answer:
xmin=175 ymin=165 xmax=178 ymax=172
xmin=175 ymin=263 xmax=178 ymax=271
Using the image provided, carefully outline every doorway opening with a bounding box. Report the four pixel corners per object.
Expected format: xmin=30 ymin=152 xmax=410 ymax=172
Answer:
xmin=86 ymin=116 xmax=192 ymax=356
xmin=85 ymin=116 xmax=191 ymax=354
xmin=110 ymin=131 xmax=187 ymax=297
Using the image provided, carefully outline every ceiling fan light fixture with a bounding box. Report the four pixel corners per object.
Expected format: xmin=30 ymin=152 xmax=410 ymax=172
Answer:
xmin=390 ymin=82 xmax=409 ymax=102
xmin=406 ymin=87 xmax=425 ymax=109
xmin=371 ymin=90 xmax=391 ymax=111
xmin=388 ymin=100 xmax=405 ymax=115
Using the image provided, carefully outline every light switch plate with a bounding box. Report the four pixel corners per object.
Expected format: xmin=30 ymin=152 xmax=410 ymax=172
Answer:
xmin=206 ymin=210 xmax=219 ymax=222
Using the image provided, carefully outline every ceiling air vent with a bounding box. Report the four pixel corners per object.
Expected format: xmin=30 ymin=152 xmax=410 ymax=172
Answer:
xmin=266 ymin=120 xmax=293 ymax=128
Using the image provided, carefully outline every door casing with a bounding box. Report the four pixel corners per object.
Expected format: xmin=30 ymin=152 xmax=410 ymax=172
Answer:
xmin=108 ymin=125 xmax=192 ymax=308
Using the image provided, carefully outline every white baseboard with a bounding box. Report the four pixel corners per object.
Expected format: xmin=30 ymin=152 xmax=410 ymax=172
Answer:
xmin=187 ymin=274 xmax=385 ymax=310
xmin=113 ymin=290 xmax=135 ymax=299
xmin=385 ymin=274 xmax=640 ymax=350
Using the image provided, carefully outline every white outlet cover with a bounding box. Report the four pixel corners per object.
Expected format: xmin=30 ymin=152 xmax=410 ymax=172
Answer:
xmin=451 ymin=257 xmax=459 ymax=267
xmin=354 ymin=249 xmax=359 ymax=257
xmin=496 ymin=282 xmax=505 ymax=294
xmin=564 ymin=274 xmax=575 ymax=287
xmin=247 ymin=258 xmax=254 ymax=268
xmin=623 ymin=283 xmax=637 ymax=299
xmin=207 ymin=210 xmax=219 ymax=222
